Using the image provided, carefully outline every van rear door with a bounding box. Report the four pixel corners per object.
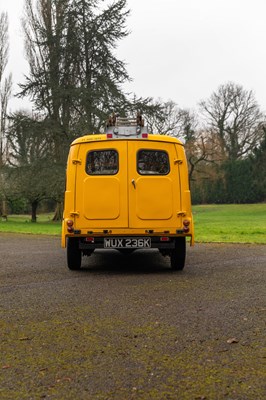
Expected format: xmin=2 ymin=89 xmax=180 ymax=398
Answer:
xmin=128 ymin=141 xmax=182 ymax=230
xmin=75 ymin=141 xmax=128 ymax=229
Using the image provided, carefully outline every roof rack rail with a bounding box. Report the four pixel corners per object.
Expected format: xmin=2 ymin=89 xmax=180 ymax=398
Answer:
xmin=105 ymin=112 xmax=149 ymax=139
xmin=106 ymin=112 xmax=145 ymax=128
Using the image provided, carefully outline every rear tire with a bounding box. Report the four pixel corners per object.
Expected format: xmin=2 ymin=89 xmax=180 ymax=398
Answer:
xmin=67 ymin=238 xmax=82 ymax=270
xmin=170 ymin=237 xmax=186 ymax=271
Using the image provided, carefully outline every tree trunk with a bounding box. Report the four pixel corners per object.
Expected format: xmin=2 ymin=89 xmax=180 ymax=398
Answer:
xmin=1 ymin=199 xmax=7 ymax=216
xmin=52 ymin=201 xmax=63 ymax=221
xmin=31 ymin=200 xmax=38 ymax=223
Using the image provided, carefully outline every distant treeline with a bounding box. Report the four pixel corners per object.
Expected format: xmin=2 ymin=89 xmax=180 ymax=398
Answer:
xmin=191 ymin=148 xmax=266 ymax=204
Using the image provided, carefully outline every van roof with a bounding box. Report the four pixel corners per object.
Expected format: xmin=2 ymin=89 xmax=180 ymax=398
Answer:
xmin=71 ymin=134 xmax=184 ymax=146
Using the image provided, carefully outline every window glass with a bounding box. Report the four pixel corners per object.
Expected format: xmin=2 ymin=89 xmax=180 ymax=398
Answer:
xmin=86 ymin=150 xmax=118 ymax=175
xmin=137 ymin=150 xmax=170 ymax=175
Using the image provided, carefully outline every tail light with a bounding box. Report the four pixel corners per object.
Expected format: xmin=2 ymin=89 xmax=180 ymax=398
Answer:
xmin=66 ymin=219 xmax=74 ymax=233
xmin=85 ymin=237 xmax=95 ymax=243
xmin=160 ymin=236 xmax=170 ymax=242
xmin=183 ymin=219 xmax=190 ymax=233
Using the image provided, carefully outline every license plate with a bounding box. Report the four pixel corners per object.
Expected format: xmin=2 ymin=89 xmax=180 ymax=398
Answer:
xmin=104 ymin=237 xmax=151 ymax=249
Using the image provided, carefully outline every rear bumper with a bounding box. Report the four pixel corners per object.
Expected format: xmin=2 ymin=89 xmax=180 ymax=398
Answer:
xmin=79 ymin=236 xmax=177 ymax=250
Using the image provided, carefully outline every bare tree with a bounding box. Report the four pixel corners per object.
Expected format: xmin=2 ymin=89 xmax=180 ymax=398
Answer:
xmin=143 ymin=100 xmax=216 ymax=184
xmin=144 ymin=99 xmax=187 ymax=136
xmin=175 ymin=109 xmax=221 ymax=184
xmin=199 ymin=82 xmax=264 ymax=160
xmin=0 ymin=12 xmax=12 ymax=167
xmin=0 ymin=12 xmax=12 ymax=216
xmin=0 ymin=12 xmax=8 ymax=79
xmin=185 ymin=130 xmax=224 ymax=185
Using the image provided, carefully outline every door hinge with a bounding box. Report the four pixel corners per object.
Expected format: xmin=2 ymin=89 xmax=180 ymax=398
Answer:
xmin=174 ymin=159 xmax=183 ymax=164
xmin=72 ymin=159 xmax=82 ymax=165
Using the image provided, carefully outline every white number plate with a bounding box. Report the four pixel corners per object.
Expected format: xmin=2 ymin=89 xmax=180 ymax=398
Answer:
xmin=104 ymin=237 xmax=151 ymax=249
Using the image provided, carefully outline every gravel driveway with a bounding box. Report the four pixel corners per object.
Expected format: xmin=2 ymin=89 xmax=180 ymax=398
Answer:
xmin=0 ymin=234 xmax=265 ymax=400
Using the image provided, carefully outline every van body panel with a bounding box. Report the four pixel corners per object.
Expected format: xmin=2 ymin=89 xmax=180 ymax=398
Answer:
xmin=82 ymin=176 xmax=121 ymax=220
xmin=134 ymin=177 xmax=173 ymax=220
xmin=61 ymin=144 xmax=80 ymax=247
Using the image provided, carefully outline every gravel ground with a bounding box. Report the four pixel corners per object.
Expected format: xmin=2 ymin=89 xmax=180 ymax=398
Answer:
xmin=0 ymin=233 xmax=266 ymax=400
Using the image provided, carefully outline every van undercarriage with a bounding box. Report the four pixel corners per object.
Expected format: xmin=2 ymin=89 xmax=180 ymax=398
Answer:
xmin=67 ymin=235 xmax=187 ymax=271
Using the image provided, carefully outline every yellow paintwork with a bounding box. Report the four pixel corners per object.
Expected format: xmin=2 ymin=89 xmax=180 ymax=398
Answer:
xmin=61 ymin=134 xmax=194 ymax=247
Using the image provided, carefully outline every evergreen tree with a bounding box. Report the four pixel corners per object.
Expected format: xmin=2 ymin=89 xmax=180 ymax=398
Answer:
xmin=250 ymin=129 xmax=266 ymax=201
xmin=19 ymin=0 xmax=131 ymax=138
xmin=69 ymin=0 xmax=130 ymax=132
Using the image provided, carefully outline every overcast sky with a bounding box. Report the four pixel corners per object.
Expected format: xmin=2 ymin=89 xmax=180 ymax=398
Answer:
xmin=1 ymin=0 xmax=266 ymax=113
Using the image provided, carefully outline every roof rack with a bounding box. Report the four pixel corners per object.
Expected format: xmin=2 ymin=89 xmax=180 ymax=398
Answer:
xmin=105 ymin=113 xmax=149 ymax=138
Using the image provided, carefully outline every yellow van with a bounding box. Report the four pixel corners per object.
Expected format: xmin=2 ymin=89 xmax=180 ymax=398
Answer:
xmin=62 ymin=115 xmax=194 ymax=270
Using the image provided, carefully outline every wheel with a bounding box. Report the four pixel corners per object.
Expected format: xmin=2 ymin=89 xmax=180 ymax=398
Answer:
xmin=170 ymin=237 xmax=186 ymax=270
xmin=67 ymin=238 xmax=82 ymax=270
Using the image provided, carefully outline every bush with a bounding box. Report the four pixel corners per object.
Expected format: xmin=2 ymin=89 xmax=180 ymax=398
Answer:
xmin=7 ymin=197 xmax=29 ymax=214
xmin=191 ymin=158 xmax=265 ymax=204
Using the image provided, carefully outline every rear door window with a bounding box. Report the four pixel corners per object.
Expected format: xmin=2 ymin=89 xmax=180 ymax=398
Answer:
xmin=86 ymin=150 xmax=118 ymax=175
xmin=137 ymin=150 xmax=170 ymax=175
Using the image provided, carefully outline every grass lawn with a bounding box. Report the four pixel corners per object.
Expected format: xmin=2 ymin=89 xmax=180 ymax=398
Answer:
xmin=0 ymin=213 xmax=61 ymax=236
xmin=0 ymin=204 xmax=265 ymax=243
xmin=193 ymin=203 xmax=266 ymax=244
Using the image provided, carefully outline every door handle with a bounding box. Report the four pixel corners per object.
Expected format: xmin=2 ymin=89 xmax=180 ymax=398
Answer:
xmin=131 ymin=179 xmax=136 ymax=189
